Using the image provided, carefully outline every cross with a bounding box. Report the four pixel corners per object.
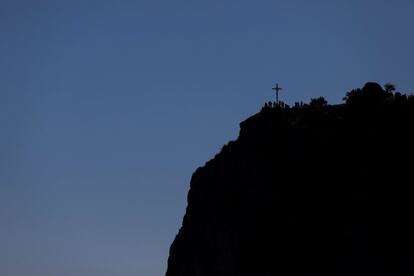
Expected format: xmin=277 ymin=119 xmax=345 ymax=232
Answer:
xmin=272 ymin=83 xmax=283 ymax=104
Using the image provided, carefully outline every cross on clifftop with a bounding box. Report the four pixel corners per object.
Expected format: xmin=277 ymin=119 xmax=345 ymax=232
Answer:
xmin=272 ymin=83 xmax=283 ymax=104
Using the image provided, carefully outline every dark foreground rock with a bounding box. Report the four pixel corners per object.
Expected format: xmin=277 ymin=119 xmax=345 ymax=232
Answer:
xmin=166 ymin=83 xmax=414 ymax=276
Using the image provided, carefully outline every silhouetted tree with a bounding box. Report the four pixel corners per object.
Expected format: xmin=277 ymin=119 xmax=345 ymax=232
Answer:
xmin=344 ymin=82 xmax=392 ymax=108
xmin=384 ymin=82 xmax=396 ymax=93
xmin=310 ymin=97 xmax=328 ymax=108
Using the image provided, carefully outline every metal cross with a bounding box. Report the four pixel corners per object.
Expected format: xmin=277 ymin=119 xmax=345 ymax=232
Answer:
xmin=272 ymin=83 xmax=283 ymax=104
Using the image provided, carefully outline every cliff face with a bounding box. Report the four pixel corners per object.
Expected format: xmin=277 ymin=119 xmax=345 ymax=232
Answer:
xmin=166 ymin=83 xmax=414 ymax=276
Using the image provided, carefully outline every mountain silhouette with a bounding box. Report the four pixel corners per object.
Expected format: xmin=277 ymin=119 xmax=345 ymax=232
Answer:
xmin=166 ymin=82 xmax=414 ymax=276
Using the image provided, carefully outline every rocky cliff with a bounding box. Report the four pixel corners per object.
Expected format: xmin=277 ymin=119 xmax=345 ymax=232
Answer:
xmin=166 ymin=83 xmax=414 ymax=275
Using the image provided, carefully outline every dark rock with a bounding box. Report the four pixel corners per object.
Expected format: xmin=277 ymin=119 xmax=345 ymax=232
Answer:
xmin=166 ymin=83 xmax=414 ymax=276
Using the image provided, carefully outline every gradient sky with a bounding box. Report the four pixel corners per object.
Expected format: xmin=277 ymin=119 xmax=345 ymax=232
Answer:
xmin=1 ymin=1 xmax=413 ymax=275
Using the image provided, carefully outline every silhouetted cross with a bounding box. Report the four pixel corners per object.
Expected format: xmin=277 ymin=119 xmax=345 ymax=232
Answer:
xmin=272 ymin=83 xmax=283 ymax=104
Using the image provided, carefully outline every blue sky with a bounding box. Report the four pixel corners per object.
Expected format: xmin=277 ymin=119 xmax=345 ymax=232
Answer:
xmin=1 ymin=0 xmax=413 ymax=275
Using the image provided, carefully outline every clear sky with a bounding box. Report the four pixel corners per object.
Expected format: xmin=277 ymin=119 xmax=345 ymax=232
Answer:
xmin=1 ymin=0 xmax=413 ymax=275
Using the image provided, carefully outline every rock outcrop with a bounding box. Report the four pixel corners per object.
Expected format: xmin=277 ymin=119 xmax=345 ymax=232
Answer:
xmin=166 ymin=83 xmax=414 ymax=275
